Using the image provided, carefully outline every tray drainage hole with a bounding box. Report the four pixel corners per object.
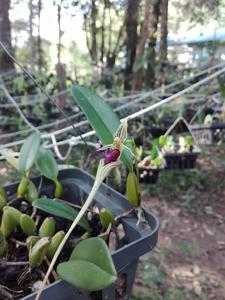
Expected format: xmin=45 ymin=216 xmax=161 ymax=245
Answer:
xmin=88 ymin=291 xmax=102 ymax=300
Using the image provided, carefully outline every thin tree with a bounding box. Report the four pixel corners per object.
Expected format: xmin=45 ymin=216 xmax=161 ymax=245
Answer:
xmin=124 ymin=0 xmax=139 ymax=91
xmin=90 ymin=0 xmax=98 ymax=66
xmin=29 ymin=0 xmax=35 ymax=73
xmin=159 ymin=0 xmax=168 ymax=63
xmin=100 ymin=0 xmax=107 ymax=68
xmin=0 ymin=0 xmax=15 ymax=73
xmin=158 ymin=0 xmax=168 ymax=86
xmin=145 ymin=0 xmax=161 ymax=89
xmin=132 ymin=0 xmax=152 ymax=91
xmin=55 ymin=0 xmax=66 ymax=111
xmin=37 ymin=0 xmax=42 ymax=72
xmin=57 ymin=2 xmax=62 ymax=65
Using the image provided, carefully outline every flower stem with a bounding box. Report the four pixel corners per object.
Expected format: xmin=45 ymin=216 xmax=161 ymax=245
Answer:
xmin=35 ymin=179 xmax=102 ymax=300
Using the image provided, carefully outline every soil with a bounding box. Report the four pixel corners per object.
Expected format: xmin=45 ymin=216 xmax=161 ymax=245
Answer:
xmin=132 ymin=146 xmax=225 ymax=300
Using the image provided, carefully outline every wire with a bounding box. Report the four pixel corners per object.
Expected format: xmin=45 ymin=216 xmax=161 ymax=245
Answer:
xmin=164 ymin=116 xmax=199 ymax=146
xmin=123 ymin=66 xmax=225 ymax=122
xmin=0 ymin=89 xmax=70 ymax=108
xmin=0 ymin=61 xmax=222 ymax=139
xmin=1 ymin=62 xmax=224 ymax=160
xmin=0 ymin=85 xmax=39 ymax=133
xmin=0 ymin=112 xmax=83 ymax=139
xmin=0 ymin=41 xmax=87 ymax=146
xmin=50 ymin=134 xmax=73 ymax=161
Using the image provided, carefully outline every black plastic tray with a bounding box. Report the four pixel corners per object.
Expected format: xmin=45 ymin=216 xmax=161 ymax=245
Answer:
xmin=191 ymin=123 xmax=225 ymax=145
xmin=164 ymin=151 xmax=199 ymax=169
xmin=138 ymin=168 xmax=160 ymax=184
xmin=3 ymin=168 xmax=159 ymax=300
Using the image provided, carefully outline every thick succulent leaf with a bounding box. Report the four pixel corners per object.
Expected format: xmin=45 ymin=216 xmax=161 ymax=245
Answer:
xmin=32 ymin=198 xmax=89 ymax=230
xmin=57 ymin=237 xmax=116 ymax=291
xmin=36 ymin=146 xmax=58 ymax=181
xmin=19 ymin=132 xmax=41 ymax=174
xmin=151 ymin=143 xmax=158 ymax=160
xmin=57 ymin=260 xmax=116 ymax=291
xmin=159 ymin=135 xmax=167 ymax=146
xmin=126 ymin=172 xmax=140 ymax=208
xmin=71 ymin=86 xmax=133 ymax=171
xmin=99 ymin=209 xmax=115 ymax=229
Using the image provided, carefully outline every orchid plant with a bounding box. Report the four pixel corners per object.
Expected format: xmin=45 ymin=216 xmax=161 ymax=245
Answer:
xmin=0 ymin=85 xmax=145 ymax=299
xmin=137 ymin=140 xmax=166 ymax=170
xmin=35 ymin=114 xmax=139 ymax=300
xmin=159 ymin=134 xmax=194 ymax=153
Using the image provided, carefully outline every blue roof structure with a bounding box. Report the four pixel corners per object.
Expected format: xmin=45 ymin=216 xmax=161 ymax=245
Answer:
xmin=169 ymin=27 xmax=225 ymax=45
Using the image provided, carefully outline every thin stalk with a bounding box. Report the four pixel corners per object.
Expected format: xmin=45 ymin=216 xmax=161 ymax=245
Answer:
xmin=35 ymin=178 xmax=102 ymax=300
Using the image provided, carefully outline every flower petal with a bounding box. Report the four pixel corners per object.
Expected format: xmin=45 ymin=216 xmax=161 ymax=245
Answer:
xmin=104 ymin=149 xmax=120 ymax=165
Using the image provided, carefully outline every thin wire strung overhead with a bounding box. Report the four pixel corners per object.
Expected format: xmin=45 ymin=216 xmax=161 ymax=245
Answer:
xmin=0 ymin=63 xmax=224 ymax=161
xmin=0 ymin=61 xmax=223 ymax=143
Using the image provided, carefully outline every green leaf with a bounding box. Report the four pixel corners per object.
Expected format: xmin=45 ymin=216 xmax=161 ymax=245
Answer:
xmin=184 ymin=136 xmax=193 ymax=145
xmin=19 ymin=132 xmax=41 ymax=174
xmin=32 ymin=198 xmax=89 ymax=230
xmin=126 ymin=172 xmax=140 ymax=208
xmin=36 ymin=146 xmax=58 ymax=181
xmin=57 ymin=237 xmax=116 ymax=291
xmin=71 ymin=86 xmax=133 ymax=171
xmin=159 ymin=135 xmax=167 ymax=146
xmin=151 ymin=143 xmax=158 ymax=160
xmin=204 ymin=114 xmax=213 ymax=125
xmin=99 ymin=209 xmax=115 ymax=229
xmin=152 ymin=157 xmax=163 ymax=168
xmin=0 ymin=149 xmax=19 ymax=170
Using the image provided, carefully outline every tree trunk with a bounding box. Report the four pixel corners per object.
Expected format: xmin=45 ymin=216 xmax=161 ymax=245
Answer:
xmin=37 ymin=0 xmax=42 ymax=72
xmin=56 ymin=63 xmax=66 ymax=111
xmin=159 ymin=0 xmax=168 ymax=85
xmin=0 ymin=0 xmax=15 ymax=73
xmin=145 ymin=0 xmax=161 ymax=89
xmin=100 ymin=0 xmax=107 ymax=70
xmin=57 ymin=4 xmax=62 ymax=65
xmin=29 ymin=0 xmax=35 ymax=73
xmin=159 ymin=0 xmax=168 ymax=62
xmin=132 ymin=0 xmax=152 ymax=91
xmin=124 ymin=0 xmax=139 ymax=91
xmin=91 ymin=0 xmax=97 ymax=66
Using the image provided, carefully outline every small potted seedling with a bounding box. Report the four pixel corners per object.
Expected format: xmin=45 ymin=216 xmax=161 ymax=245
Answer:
xmin=0 ymin=86 xmax=159 ymax=300
xmin=191 ymin=112 xmax=225 ymax=145
xmin=159 ymin=134 xmax=201 ymax=169
xmin=135 ymin=142 xmax=165 ymax=184
xmin=191 ymin=77 xmax=225 ymax=144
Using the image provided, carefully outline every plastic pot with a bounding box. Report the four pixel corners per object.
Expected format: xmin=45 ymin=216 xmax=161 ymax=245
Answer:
xmin=139 ymin=168 xmax=160 ymax=184
xmin=191 ymin=123 xmax=225 ymax=145
xmin=3 ymin=168 xmax=159 ymax=300
xmin=164 ymin=150 xmax=200 ymax=169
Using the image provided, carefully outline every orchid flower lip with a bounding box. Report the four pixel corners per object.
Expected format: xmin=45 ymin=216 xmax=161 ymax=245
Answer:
xmin=104 ymin=149 xmax=120 ymax=165
xmin=95 ymin=120 xmax=131 ymax=165
xmin=96 ymin=148 xmax=120 ymax=165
